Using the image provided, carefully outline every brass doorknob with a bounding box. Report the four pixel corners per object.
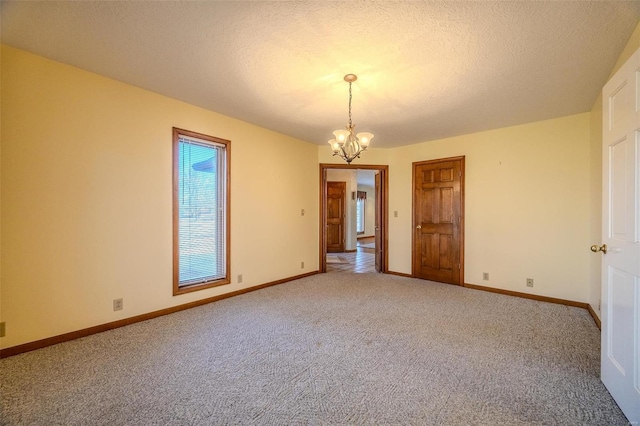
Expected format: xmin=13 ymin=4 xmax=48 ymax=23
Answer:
xmin=416 ymin=225 xmax=422 ymax=229
xmin=590 ymin=244 xmax=607 ymax=254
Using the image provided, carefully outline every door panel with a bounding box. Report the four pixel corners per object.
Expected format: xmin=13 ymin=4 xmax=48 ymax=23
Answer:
xmin=610 ymin=137 xmax=632 ymax=239
xmin=420 ymin=189 xmax=435 ymax=223
xmin=439 ymin=234 xmax=452 ymax=270
xmin=326 ymin=181 xmax=345 ymax=253
xmin=440 ymin=188 xmax=453 ymax=222
xmin=601 ymin=46 xmax=640 ymax=424
xmin=607 ymin=267 xmax=633 ymax=375
xmin=413 ymin=158 xmax=464 ymax=284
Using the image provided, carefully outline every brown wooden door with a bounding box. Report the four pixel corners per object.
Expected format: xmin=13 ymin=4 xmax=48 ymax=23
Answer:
xmin=326 ymin=181 xmax=345 ymax=253
xmin=374 ymin=172 xmax=382 ymax=272
xmin=413 ymin=157 xmax=464 ymax=284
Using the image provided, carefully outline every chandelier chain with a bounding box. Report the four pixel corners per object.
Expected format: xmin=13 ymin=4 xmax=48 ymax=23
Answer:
xmin=348 ymin=82 xmax=353 ymax=128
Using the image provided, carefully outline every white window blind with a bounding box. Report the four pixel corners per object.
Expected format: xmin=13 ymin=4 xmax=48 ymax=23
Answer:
xmin=177 ymin=135 xmax=227 ymax=287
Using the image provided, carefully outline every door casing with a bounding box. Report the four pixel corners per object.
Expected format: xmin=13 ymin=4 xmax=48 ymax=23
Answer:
xmin=319 ymin=163 xmax=388 ymax=273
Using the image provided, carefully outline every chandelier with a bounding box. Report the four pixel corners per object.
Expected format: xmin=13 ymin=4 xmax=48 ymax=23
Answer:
xmin=328 ymin=74 xmax=373 ymax=164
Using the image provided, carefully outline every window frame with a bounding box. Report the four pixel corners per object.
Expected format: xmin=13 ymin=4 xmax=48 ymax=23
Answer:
xmin=172 ymin=127 xmax=231 ymax=296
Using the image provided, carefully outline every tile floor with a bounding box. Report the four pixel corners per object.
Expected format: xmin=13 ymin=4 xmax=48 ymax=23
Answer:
xmin=326 ymin=237 xmax=377 ymax=273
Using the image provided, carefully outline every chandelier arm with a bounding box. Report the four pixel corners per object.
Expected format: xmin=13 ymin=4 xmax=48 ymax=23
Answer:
xmin=341 ymin=145 xmax=350 ymax=163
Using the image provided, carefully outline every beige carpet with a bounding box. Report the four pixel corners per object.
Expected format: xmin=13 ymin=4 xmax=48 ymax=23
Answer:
xmin=0 ymin=273 xmax=627 ymax=424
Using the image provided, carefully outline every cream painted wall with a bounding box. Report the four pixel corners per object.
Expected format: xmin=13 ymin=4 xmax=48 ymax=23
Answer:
xmin=326 ymin=169 xmax=357 ymax=251
xmin=318 ymin=148 xmax=389 ymax=166
xmin=588 ymin=20 xmax=640 ymax=319
xmin=389 ymin=114 xmax=592 ymax=302
xmin=0 ymin=46 xmax=319 ymax=349
xmin=321 ymin=114 xmax=592 ymax=302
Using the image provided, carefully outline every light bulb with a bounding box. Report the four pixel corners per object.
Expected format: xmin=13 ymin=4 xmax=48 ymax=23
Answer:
xmin=333 ymin=129 xmax=350 ymax=147
xmin=356 ymin=132 xmax=373 ymax=149
xmin=328 ymin=139 xmax=340 ymax=153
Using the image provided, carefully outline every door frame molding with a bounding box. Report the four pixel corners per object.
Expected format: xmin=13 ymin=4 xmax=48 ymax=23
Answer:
xmin=411 ymin=156 xmax=465 ymax=284
xmin=319 ymin=163 xmax=389 ymax=273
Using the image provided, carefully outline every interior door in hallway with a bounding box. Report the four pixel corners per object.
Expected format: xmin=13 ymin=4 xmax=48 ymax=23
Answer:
xmin=413 ymin=157 xmax=464 ymax=285
xmin=326 ymin=181 xmax=345 ymax=253
xmin=600 ymin=46 xmax=640 ymax=424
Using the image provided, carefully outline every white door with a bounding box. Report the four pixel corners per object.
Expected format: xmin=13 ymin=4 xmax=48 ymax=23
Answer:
xmin=601 ymin=45 xmax=640 ymax=423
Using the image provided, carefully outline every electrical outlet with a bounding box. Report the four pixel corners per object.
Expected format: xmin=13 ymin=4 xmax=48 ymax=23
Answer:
xmin=238 ymin=274 xmax=243 ymax=284
xmin=301 ymin=209 xmax=305 ymax=216
xmin=0 ymin=322 xmax=5 ymax=338
xmin=483 ymin=272 xmax=489 ymax=281
xmin=113 ymin=298 xmax=123 ymax=311
xmin=394 ymin=211 xmax=398 ymax=218
xmin=526 ymin=278 xmax=534 ymax=287
xmin=301 ymin=261 xmax=305 ymax=269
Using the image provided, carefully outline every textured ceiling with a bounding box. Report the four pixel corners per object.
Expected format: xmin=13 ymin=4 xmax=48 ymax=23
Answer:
xmin=2 ymin=1 xmax=639 ymax=148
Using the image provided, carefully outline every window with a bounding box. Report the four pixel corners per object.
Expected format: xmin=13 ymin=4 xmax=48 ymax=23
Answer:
xmin=173 ymin=128 xmax=230 ymax=295
xmin=356 ymin=191 xmax=366 ymax=234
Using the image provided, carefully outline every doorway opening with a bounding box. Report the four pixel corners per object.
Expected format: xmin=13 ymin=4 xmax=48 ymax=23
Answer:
xmin=319 ymin=163 xmax=388 ymax=274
